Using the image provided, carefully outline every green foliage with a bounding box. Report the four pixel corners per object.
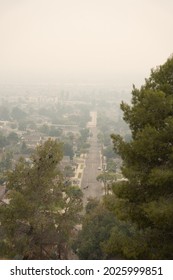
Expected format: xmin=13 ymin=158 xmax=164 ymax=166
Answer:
xmin=97 ymin=172 xmax=117 ymax=195
xmin=110 ymin=56 xmax=173 ymax=259
xmin=102 ymin=222 xmax=148 ymax=260
xmin=0 ymin=151 xmax=13 ymax=172
xmin=145 ymin=54 xmax=173 ymax=95
xmin=0 ymin=139 xmax=82 ymax=259
xmin=106 ymin=160 xmax=117 ymax=172
xmin=0 ymin=151 xmax=13 ymax=184
xmin=73 ymin=199 xmax=117 ymax=260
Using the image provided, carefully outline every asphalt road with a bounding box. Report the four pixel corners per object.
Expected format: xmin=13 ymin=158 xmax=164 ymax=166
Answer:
xmin=81 ymin=126 xmax=103 ymax=207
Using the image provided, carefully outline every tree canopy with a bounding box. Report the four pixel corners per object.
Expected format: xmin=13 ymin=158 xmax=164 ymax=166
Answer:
xmin=0 ymin=139 xmax=82 ymax=259
xmin=73 ymin=199 xmax=117 ymax=260
xmin=110 ymin=55 xmax=173 ymax=259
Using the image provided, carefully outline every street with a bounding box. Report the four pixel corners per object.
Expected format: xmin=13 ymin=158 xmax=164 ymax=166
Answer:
xmin=81 ymin=112 xmax=103 ymax=207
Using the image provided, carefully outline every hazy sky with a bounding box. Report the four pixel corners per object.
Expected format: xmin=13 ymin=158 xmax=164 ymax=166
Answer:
xmin=0 ymin=0 xmax=173 ymax=88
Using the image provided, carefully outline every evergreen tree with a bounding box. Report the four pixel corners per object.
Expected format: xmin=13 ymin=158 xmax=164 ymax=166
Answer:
xmin=110 ymin=56 xmax=173 ymax=259
xmin=0 ymin=139 xmax=82 ymax=259
xmin=73 ymin=199 xmax=116 ymax=260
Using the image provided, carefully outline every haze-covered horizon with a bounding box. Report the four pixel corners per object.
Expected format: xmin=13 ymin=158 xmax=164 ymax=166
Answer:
xmin=0 ymin=0 xmax=173 ymax=89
